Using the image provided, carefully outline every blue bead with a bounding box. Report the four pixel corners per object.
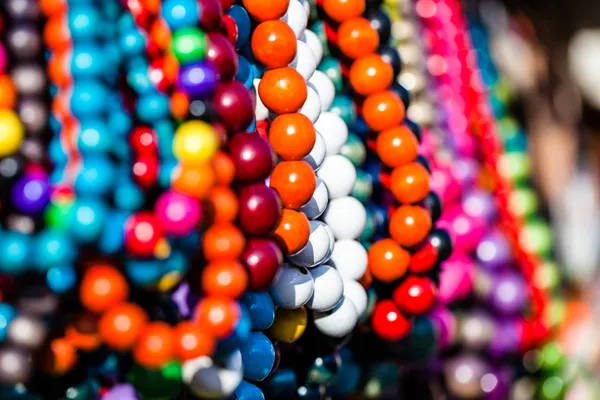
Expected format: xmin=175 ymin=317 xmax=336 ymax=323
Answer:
xmin=71 ymin=45 xmax=105 ymax=77
xmin=114 ymin=179 xmax=144 ymax=211
xmin=217 ymin=304 xmax=252 ymax=355
xmin=171 ymin=231 xmax=201 ymax=255
xmin=241 ymin=292 xmax=275 ymax=330
xmin=70 ymin=80 xmax=108 ymax=118
xmin=126 ymin=259 xmax=163 ymax=286
xmin=161 ymin=0 xmax=201 ymax=31
xmin=233 ymin=380 xmax=265 ymax=400
xmin=68 ymin=5 xmax=99 ymax=40
xmin=236 ymin=56 xmax=252 ymax=86
xmin=329 ymin=361 xmax=361 ymax=396
xmin=240 ymin=332 xmax=276 ymax=382
xmin=69 ymin=197 xmax=107 ymax=243
xmin=228 ymin=6 xmax=251 ymax=49
xmin=163 ymin=250 xmax=189 ymax=275
xmin=75 ymin=155 xmax=115 ymax=195
xmin=78 ymin=119 xmax=113 ymax=154
xmin=128 ymin=62 xmax=153 ymax=95
xmin=120 ymin=28 xmax=146 ymax=58
xmin=47 ymin=264 xmax=77 ymax=294
xmin=0 ymin=303 xmax=17 ymax=342
xmin=136 ymin=92 xmax=170 ymax=123
xmin=111 ymin=136 xmax=131 ymax=161
xmin=0 ymin=230 xmax=30 ymax=274
xmin=32 ymin=229 xmax=76 ymax=271
xmin=48 ymin=137 xmax=68 ymax=165
xmin=261 ymin=368 xmax=297 ymax=400
xmin=98 ymin=211 xmax=128 ymax=254
xmin=49 ymin=168 xmax=66 ymax=186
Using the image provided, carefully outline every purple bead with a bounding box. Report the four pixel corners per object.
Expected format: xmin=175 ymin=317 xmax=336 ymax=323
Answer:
xmin=103 ymin=384 xmax=140 ymax=400
xmin=177 ymin=61 xmax=218 ymax=98
xmin=428 ymin=306 xmax=456 ymax=349
xmin=488 ymin=319 xmax=519 ymax=359
xmin=462 ymin=189 xmax=496 ymax=223
xmin=11 ymin=174 xmax=50 ymax=215
xmin=171 ymin=282 xmax=200 ymax=318
xmin=489 ymin=272 xmax=527 ymax=315
xmin=482 ymin=368 xmax=511 ymax=400
xmin=476 ymin=229 xmax=512 ymax=270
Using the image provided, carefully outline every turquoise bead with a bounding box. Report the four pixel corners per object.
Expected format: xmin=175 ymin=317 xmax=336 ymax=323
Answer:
xmin=99 ymin=211 xmax=128 ymax=254
xmin=126 ymin=259 xmax=163 ymax=286
xmin=48 ymin=137 xmax=68 ymax=166
xmin=341 ymin=133 xmax=366 ymax=167
xmin=71 ymin=45 xmax=105 ymax=77
xmin=0 ymin=230 xmax=31 ymax=274
xmin=32 ymin=229 xmax=76 ymax=271
xmin=217 ymin=304 xmax=252 ymax=355
xmin=136 ymin=92 xmax=170 ymax=123
xmin=163 ymin=250 xmax=189 ymax=275
xmin=75 ymin=155 xmax=115 ymax=195
xmin=114 ymin=179 xmax=144 ymax=211
xmin=0 ymin=302 xmax=17 ymax=342
xmin=69 ymin=198 xmax=107 ymax=243
xmin=171 ymin=232 xmax=201 ymax=255
xmin=161 ymin=0 xmax=201 ymax=31
xmin=47 ymin=264 xmax=77 ymax=294
xmin=78 ymin=119 xmax=113 ymax=154
xmin=318 ymin=56 xmax=342 ymax=92
xmin=128 ymin=62 xmax=154 ymax=95
xmin=68 ymin=5 xmax=100 ymax=40
xmin=330 ymin=95 xmax=357 ymax=128
xmin=352 ymin=170 xmax=373 ymax=204
xmin=70 ymin=80 xmax=109 ymax=118
xmin=120 ymin=28 xmax=147 ymax=58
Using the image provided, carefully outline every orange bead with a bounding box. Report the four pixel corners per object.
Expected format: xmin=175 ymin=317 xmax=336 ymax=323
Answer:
xmin=376 ymin=125 xmax=419 ymax=168
xmin=270 ymin=161 xmax=316 ymax=209
xmin=140 ymin=0 xmax=160 ymax=14
xmin=133 ymin=322 xmax=175 ymax=369
xmin=99 ymin=303 xmax=149 ymax=350
xmin=212 ymin=151 xmax=236 ymax=185
xmin=274 ymin=208 xmax=310 ymax=254
xmin=269 ymin=113 xmax=316 ymax=160
xmin=202 ymin=260 xmax=248 ymax=298
xmin=390 ymin=162 xmax=430 ymax=204
xmin=170 ymin=90 xmax=189 ymax=120
xmin=64 ymin=313 xmax=101 ymax=352
xmin=389 ymin=206 xmax=431 ymax=248
xmin=80 ymin=265 xmax=129 ymax=313
xmin=194 ymin=297 xmax=240 ymax=339
xmin=43 ymin=338 xmax=77 ymax=375
xmin=40 ymin=0 xmax=67 ymax=17
xmin=173 ymin=163 xmax=215 ymax=199
xmin=362 ymin=91 xmax=405 ymax=131
xmin=203 ymin=223 xmax=246 ymax=261
xmin=367 ymin=239 xmax=410 ymax=283
xmin=252 ymin=21 xmax=297 ymax=69
xmin=150 ymin=19 xmax=172 ymax=50
xmin=338 ymin=18 xmax=379 ymax=59
xmin=48 ymin=52 xmax=71 ymax=87
xmin=0 ymin=75 xmax=16 ymax=109
xmin=322 ymin=0 xmax=365 ymax=22
xmin=350 ymin=55 xmax=394 ymax=96
xmin=243 ymin=0 xmax=289 ymax=21
xmin=207 ymin=185 xmax=239 ymax=223
xmin=173 ymin=321 xmax=216 ymax=361
xmin=44 ymin=16 xmax=69 ymax=52
xmin=258 ymin=67 xmax=307 ymax=114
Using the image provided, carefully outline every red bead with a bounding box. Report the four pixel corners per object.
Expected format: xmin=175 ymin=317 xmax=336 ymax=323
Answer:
xmin=229 ymin=132 xmax=274 ymax=183
xmin=371 ymin=300 xmax=411 ymax=341
xmin=220 ymin=15 xmax=238 ymax=46
xmin=207 ymin=33 xmax=238 ymax=81
xmin=409 ymin=241 xmax=438 ymax=274
xmin=213 ymin=82 xmax=255 ymax=133
xmin=238 ymin=183 xmax=283 ymax=235
xmin=392 ymin=276 xmax=436 ymax=315
xmin=124 ymin=212 xmax=162 ymax=257
xmin=130 ymin=126 xmax=158 ymax=155
xmin=149 ymin=58 xmax=171 ymax=92
xmin=241 ymin=238 xmax=283 ymax=291
xmin=132 ymin=156 xmax=159 ymax=189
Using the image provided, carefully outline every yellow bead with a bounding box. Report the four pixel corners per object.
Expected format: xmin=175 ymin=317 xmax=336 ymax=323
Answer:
xmin=173 ymin=120 xmax=219 ymax=166
xmin=266 ymin=307 xmax=307 ymax=343
xmin=0 ymin=109 xmax=24 ymax=157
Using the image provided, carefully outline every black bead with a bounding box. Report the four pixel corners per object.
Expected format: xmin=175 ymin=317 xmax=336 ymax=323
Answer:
xmin=421 ymin=191 xmax=442 ymax=222
xmin=404 ymin=119 xmax=421 ymax=143
xmin=391 ymin=82 xmax=411 ymax=110
xmin=429 ymin=228 xmax=453 ymax=262
xmin=366 ymin=9 xmax=392 ymax=46
xmin=379 ymin=46 xmax=403 ymax=78
xmin=415 ymin=155 xmax=431 ymax=173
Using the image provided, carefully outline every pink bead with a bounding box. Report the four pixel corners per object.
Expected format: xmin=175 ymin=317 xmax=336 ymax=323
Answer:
xmin=0 ymin=45 xmax=6 ymax=72
xmin=438 ymin=252 xmax=475 ymax=303
xmin=439 ymin=205 xmax=485 ymax=252
xmin=154 ymin=190 xmax=202 ymax=237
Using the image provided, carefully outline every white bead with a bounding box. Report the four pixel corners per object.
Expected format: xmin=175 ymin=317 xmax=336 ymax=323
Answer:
xmin=301 ymin=178 xmax=329 ymax=220
xmin=330 ymin=239 xmax=368 ymax=280
xmin=269 ymin=264 xmax=315 ymax=309
xmin=183 ymin=351 xmax=242 ymax=399
xmin=290 ymin=40 xmax=317 ymax=81
xmin=323 ymin=223 xmax=335 ymax=262
xmin=314 ymin=112 xmax=348 ymax=156
xmin=308 ymin=70 xmax=334 ymax=111
xmin=298 ymin=83 xmax=321 ymax=123
xmin=253 ymin=78 xmax=269 ymax=121
xmin=307 ymin=264 xmax=344 ymax=312
xmin=281 ymin=0 xmax=307 ymax=38
xmin=299 ymin=0 xmax=310 ymax=17
xmin=342 ymin=279 xmax=368 ymax=317
xmin=301 ymin=30 xmax=323 ymax=66
xmin=304 ymin=131 xmax=326 ymax=170
xmin=313 ymin=296 xmax=358 ymax=338
xmin=317 ymin=155 xmax=356 ymax=198
xmin=288 ymin=220 xmax=332 ymax=268
xmin=323 ymin=197 xmax=367 ymax=239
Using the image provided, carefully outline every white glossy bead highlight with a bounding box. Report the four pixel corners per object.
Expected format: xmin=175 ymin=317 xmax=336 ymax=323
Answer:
xmin=253 ymin=79 xmax=269 ymax=121
xmin=343 ymin=279 xmax=368 ymax=317
xmin=307 ymin=264 xmax=344 ymax=312
xmin=314 ymin=112 xmax=348 ymax=156
xmin=313 ymin=296 xmax=358 ymax=338
xmin=301 ymin=30 xmax=323 ymax=66
xmin=317 ymin=155 xmax=357 ymax=199
xmin=290 ymin=40 xmax=317 ymax=81
xmin=329 ymin=239 xmax=368 ymax=280
xmin=183 ymin=351 xmax=243 ymax=399
xmin=323 ymin=196 xmax=367 ymax=239
xmin=281 ymin=0 xmax=308 ymax=38
xmin=298 ymin=83 xmax=321 ymax=123
xmin=308 ymin=70 xmax=334 ymax=111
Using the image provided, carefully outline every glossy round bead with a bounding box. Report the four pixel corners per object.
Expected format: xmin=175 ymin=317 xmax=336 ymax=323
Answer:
xmin=162 ymin=0 xmax=201 ymax=30
xmin=242 ymin=292 xmax=275 ymax=330
xmin=208 ymin=185 xmax=239 ymax=223
xmin=393 ymin=276 xmax=436 ymax=315
xmin=243 ymin=0 xmax=289 ymax=21
xmin=391 ymin=205 xmax=432 ymax=248
xmin=298 ymin=83 xmax=322 ymax=123
xmin=313 ymin=296 xmax=358 ymax=338
xmin=343 ymin=279 xmax=368 ymax=317
xmin=362 ymin=91 xmax=405 ymax=131
xmin=207 ymin=33 xmax=238 ymax=81
xmin=349 ymin=55 xmax=393 ymax=96
xmin=173 ymin=321 xmax=215 ymax=361
xmin=154 ymin=190 xmax=202 ymax=237
xmin=274 ymin=209 xmax=310 ymax=255
xmin=290 ymin=40 xmax=317 ymax=80
xmin=308 ymin=70 xmax=334 ymax=112
xmin=390 ymin=163 xmax=430 ymax=204
xmin=173 ymin=120 xmax=219 ymax=166
xmin=177 ymin=62 xmax=219 ymax=98
xmin=99 ymin=303 xmax=148 ymax=350
xmin=124 ymin=212 xmax=162 ymax=257
xmin=251 ymin=21 xmax=297 ymax=69
xmin=194 ymin=297 xmax=240 ymax=339
xmin=314 ymin=112 xmax=348 ymax=156
xmin=203 ymin=223 xmax=245 ymax=261
xmin=368 ymin=239 xmax=410 ymax=283
xmin=238 ymin=184 xmax=282 ymax=235
xmin=338 ymin=18 xmax=379 ymax=59
xmin=258 ymin=67 xmax=307 ymax=114
xmin=322 ymin=0 xmax=365 ymax=22
xmin=269 ymin=113 xmax=316 ymax=161
xmin=133 ymin=322 xmax=175 ymax=369
xmin=11 ymin=174 xmax=50 ymax=215
xmin=300 ymin=178 xmax=329 ymax=219
xmin=303 ymin=131 xmax=326 ymax=170
xmin=0 ymin=109 xmax=24 ymax=157
xmin=229 ymin=132 xmax=274 ymax=182
xmin=240 ymin=332 xmax=276 ymax=382
xmin=317 ymin=155 xmax=357 ymax=199
xmin=183 ymin=350 xmax=242 ymax=398
xmin=80 ymin=265 xmax=129 ymax=313
xmin=202 ymin=260 xmax=248 ymax=299
xmin=234 ymin=380 xmax=265 ymax=400
xmin=289 ymin=221 xmax=332 ymax=268
xmin=301 ymin=29 xmax=324 ymax=66
xmin=281 ymin=0 xmax=308 ymax=38
xmin=376 ymin=125 xmax=419 ymax=168
xmin=242 ymin=238 xmax=283 ymax=291
xmin=329 ymin=239 xmax=368 ymax=280
xmin=269 ymin=264 xmax=315 ymax=309
xmin=371 ymin=300 xmax=411 ymax=341
xmin=307 ymin=264 xmax=344 ymax=312
xmin=322 ymin=197 xmax=367 ymax=240
xmin=379 ymin=46 xmax=402 ymax=78
xmin=170 ymin=27 xmax=207 ymax=65
xmin=0 ymin=303 xmax=17 ymax=342
xmin=213 ymin=81 xmax=255 ymax=132
xmin=270 ymin=161 xmax=316 ymax=209
xmin=172 ymin=163 xmax=216 ymax=199
xmin=0 ymin=347 xmax=32 ymax=384
xmin=267 ymin=307 xmax=307 ymax=343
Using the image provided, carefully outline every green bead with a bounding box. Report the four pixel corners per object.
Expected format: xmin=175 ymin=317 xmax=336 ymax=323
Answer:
xmin=45 ymin=200 xmax=74 ymax=231
xmin=359 ymin=210 xmax=376 ymax=241
xmin=497 ymin=152 xmax=530 ymax=183
xmin=318 ymin=56 xmax=343 ymax=92
xmin=330 ymin=95 xmax=357 ymax=127
xmin=352 ymin=170 xmax=373 ymax=203
xmin=341 ymin=133 xmax=366 ymax=167
xmin=128 ymin=362 xmax=182 ymax=400
xmin=539 ymin=376 xmax=565 ymax=400
xmin=544 ymin=300 xmax=566 ymax=330
xmin=538 ymin=342 xmax=565 ymax=372
xmin=520 ymin=220 xmax=553 ymax=257
xmin=170 ymin=27 xmax=207 ymax=65
xmin=533 ymin=261 xmax=560 ymax=292
xmin=508 ymin=188 xmax=538 ymax=219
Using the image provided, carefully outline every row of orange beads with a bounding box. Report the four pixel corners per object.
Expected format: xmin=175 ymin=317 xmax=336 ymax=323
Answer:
xmin=320 ymin=0 xmax=436 ymax=341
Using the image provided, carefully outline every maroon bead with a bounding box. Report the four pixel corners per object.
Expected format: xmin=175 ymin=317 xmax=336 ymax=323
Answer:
xmin=207 ymin=33 xmax=238 ymax=81
xmin=220 ymin=15 xmax=238 ymax=47
xmin=371 ymin=300 xmax=411 ymax=341
xmin=213 ymin=81 xmax=254 ymax=133
xmin=219 ymin=0 xmax=236 ymax=11
xmin=238 ymin=183 xmax=282 ymax=235
xmin=241 ymin=238 xmax=283 ymax=291
xmin=198 ymin=0 xmax=223 ymax=31
xmin=392 ymin=276 xmax=436 ymax=315
xmin=229 ymin=132 xmax=274 ymax=183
